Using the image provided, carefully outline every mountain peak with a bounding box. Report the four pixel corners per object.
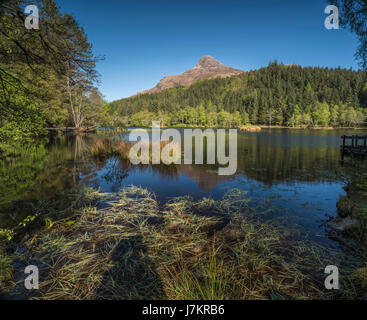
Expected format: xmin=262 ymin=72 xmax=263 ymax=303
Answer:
xmin=134 ymin=56 xmax=244 ymax=96
xmin=196 ymin=55 xmax=222 ymax=68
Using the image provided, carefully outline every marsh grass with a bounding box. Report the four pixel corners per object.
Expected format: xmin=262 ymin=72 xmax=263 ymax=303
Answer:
xmin=3 ymin=187 xmax=326 ymax=300
xmin=4 ymin=186 xmax=366 ymax=300
xmin=88 ymin=139 xmax=173 ymax=162
xmin=88 ymin=139 xmax=123 ymax=160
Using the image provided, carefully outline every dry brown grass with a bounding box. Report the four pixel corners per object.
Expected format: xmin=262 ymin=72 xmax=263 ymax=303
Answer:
xmin=7 ymin=187 xmax=341 ymax=300
xmin=89 ymin=139 xmax=173 ymax=162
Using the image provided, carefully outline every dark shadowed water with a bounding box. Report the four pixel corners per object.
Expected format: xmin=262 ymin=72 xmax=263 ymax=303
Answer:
xmin=1 ymin=128 xmax=367 ymax=246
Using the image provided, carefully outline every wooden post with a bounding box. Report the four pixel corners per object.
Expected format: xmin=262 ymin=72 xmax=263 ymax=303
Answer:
xmin=356 ymin=135 xmax=359 ymax=148
xmin=364 ymin=136 xmax=366 ymax=148
xmin=352 ymin=135 xmax=355 ymax=148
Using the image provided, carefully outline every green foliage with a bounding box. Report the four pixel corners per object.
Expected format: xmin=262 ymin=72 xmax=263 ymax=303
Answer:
xmin=0 ymin=71 xmax=47 ymax=142
xmin=108 ymin=63 xmax=367 ymax=128
xmin=0 ymin=214 xmax=38 ymax=242
xmin=312 ymin=102 xmax=331 ymax=127
xmin=130 ymin=111 xmax=156 ymax=127
xmin=330 ymin=1 xmax=367 ymax=69
xmin=360 ymin=83 xmax=367 ymax=107
xmin=0 ymin=141 xmax=48 ymax=209
xmin=44 ymin=217 xmax=56 ymax=229
xmin=123 ymin=106 xmax=247 ymax=128
xmin=18 ymin=215 xmax=38 ymax=228
xmin=0 ymin=229 xmax=14 ymax=241
xmin=0 ymin=0 xmax=103 ymax=139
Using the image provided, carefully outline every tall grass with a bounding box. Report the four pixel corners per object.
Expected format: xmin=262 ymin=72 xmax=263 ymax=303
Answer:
xmin=88 ymin=139 xmax=173 ymax=161
xmin=163 ymin=239 xmax=228 ymax=300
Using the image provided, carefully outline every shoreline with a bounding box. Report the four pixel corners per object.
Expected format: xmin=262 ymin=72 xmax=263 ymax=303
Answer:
xmin=125 ymin=125 xmax=367 ymax=131
xmin=259 ymin=125 xmax=367 ymax=130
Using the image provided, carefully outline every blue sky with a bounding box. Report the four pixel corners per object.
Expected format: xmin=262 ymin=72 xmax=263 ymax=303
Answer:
xmin=56 ymin=0 xmax=359 ymax=101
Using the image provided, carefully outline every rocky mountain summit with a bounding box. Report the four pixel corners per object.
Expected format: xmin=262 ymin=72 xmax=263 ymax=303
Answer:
xmin=135 ymin=56 xmax=244 ymax=95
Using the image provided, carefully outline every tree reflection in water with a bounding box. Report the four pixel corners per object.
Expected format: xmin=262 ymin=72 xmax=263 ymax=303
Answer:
xmin=1 ymin=128 xmax=367 ymax=228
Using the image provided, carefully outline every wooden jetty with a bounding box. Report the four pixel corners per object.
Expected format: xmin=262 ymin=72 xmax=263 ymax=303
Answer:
xmin=341 ymin=135 xmax=367 ymax=157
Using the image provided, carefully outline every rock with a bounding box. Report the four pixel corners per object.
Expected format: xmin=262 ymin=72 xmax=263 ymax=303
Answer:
xmin=327 ymin=230 xmax=343 ymax=242
xmin=336 ymin=196 xmax=351 ymax=218
xmin=327 ymin=216 xmax=359 ymax=233
xmin=134 ymin=56 xmax=244 ymax=96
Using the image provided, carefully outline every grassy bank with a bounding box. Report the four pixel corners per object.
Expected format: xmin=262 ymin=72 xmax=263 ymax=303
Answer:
xmin=1 ymin=186 xmax=365 ymax=300
xmin=334 ymin=170 xmax=367 ymax=239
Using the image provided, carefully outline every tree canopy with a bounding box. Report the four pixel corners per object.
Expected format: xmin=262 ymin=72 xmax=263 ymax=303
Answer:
xmin=108 ymin=62 xmax=367 ymax=128
xmin=0 ymin=0 xmax=104 ymax=143
xmin=330 ymin=0 xmax=367 ymax=69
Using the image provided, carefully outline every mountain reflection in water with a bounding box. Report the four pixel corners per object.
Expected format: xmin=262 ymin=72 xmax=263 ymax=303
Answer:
xmin=1 ymin=128 xmax=367 ymax=244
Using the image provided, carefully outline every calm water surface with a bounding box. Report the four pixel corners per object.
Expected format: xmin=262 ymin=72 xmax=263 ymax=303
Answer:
xmin=1 ymin=128 xmax=367 ymax=246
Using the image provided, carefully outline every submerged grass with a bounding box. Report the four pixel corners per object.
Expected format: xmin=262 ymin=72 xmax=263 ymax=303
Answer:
xmin=4 ymin=186 xmax=366 ymax=300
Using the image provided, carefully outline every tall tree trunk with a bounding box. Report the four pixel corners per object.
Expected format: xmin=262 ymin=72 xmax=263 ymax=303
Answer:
xmin=66 ymin=62 xmax=79 ymax=128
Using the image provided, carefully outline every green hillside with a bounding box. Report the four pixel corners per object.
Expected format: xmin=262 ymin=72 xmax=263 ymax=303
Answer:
xmin=108 ymin=62 xmax=367 ymax=128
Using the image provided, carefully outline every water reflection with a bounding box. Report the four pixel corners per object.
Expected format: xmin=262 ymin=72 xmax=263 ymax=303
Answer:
xmin=1 ymin=128 xmax=367 ymax=239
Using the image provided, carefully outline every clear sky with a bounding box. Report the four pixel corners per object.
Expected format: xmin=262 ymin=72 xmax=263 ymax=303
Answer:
xmin=55 ymin=0 xmax=359 ymax=101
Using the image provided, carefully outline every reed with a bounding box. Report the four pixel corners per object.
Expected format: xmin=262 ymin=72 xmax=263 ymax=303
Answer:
xmin=89 ymin=138 xmax=174 ymax=162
